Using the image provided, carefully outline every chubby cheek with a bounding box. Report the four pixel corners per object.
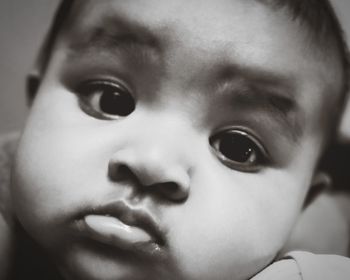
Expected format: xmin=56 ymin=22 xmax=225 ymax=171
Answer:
xmin=11 ymin=89 xmax=114 ymax=243
xmin=165 ymin=166 xmax=306 ymax=280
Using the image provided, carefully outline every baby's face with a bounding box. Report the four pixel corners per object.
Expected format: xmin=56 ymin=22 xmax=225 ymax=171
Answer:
xmin=12 ymin=0 xmax=341 ymax=279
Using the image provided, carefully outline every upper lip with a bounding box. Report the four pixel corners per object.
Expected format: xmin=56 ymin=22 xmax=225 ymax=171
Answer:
xmin=79 ymin=200 xmax=166 ymax=246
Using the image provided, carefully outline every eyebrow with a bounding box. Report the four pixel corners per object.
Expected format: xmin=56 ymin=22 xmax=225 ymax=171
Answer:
xmin=66 ymin=15 xmax=162 ymax=60
xmin=215 ymin=65 xmax=303 ymax=142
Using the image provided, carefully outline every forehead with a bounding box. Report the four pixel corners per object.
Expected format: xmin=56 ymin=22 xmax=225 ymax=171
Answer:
xmin=63 ymin=0 xmax=341 ymax=83
xmin=68 ymin=0 xmax=304 ymax=57
xmin=57 ymin=0 xmax=342 ymax=138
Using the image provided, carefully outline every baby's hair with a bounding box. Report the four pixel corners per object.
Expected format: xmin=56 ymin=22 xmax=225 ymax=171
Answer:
xmin=28 ymin=0 xmax=349 ymax=123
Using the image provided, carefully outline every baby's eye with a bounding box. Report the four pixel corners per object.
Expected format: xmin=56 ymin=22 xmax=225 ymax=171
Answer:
xmin=210 ymin=130 xmax=268 ymax=172
xmin=77 ymin=81 xmax=135 ymax=119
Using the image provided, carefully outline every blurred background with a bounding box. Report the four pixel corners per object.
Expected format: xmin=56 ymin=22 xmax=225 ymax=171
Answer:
xmin=0 ymin=0 xmax=59 ymax=133
xmin=0 ymin=0 xmax=349 ymax=136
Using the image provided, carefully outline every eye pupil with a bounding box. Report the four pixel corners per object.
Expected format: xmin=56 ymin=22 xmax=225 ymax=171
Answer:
xmin=99 ymin=88 xmax=135 ymax=116
xmin=77 ymin=81 xmax=136 ymax=119
xmin=211 ymin=130 xmax=267 ymax=171
xmin=218 ymin=133 xmax=256 ymax=163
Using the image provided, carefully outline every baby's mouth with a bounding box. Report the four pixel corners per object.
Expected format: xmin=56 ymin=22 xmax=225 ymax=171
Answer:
xmin=75 ymin=200 xmax=167 ymax=259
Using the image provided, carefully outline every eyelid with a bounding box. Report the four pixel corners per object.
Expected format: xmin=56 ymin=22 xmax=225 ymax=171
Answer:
xmin=211 ymin=126 xmax=268 ymax=151
xmin=209 ymin=127 xmax=270 ymax=172
xmin=77 ymin=78 xmax=133 ymax=97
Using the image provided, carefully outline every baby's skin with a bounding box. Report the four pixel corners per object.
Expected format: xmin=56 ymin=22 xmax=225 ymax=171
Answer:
xmin=3 ymin=0 xmax=349 ymax=279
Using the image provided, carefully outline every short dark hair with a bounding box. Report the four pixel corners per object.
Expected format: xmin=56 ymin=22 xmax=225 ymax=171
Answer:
xmin=28 ymin=0 xmax=349 ymax=123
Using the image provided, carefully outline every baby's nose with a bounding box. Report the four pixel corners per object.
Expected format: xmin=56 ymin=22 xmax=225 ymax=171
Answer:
xmin=108 ymin=145 xmax=191 ymax=202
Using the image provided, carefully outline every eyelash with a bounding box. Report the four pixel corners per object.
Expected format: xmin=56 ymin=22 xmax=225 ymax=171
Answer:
xmin=210 ymin=129 xmax=269 ymax=172
xmin=76 ymin=80 xmax=136 ymax=120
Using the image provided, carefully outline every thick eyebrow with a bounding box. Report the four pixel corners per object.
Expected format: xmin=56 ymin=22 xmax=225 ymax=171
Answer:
xmin=216 ymin=65 xmax=303 ymax=142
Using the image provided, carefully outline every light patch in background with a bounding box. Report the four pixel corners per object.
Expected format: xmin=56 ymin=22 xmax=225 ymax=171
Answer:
xmin=0 ymin=0 xmax=349 ymax=137
xmin=0 ymin=0 xmax=59 ymax=133
xmin=332 ymin=0 xmax=350 ymax=140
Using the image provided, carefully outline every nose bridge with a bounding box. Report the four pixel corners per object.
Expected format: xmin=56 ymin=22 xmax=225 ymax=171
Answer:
xmin=133 ymin=110 xmax=194 ymax=158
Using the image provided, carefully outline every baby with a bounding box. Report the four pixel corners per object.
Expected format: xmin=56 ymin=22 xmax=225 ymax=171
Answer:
xmin=1 ymin=0 xmax=350 ymax=279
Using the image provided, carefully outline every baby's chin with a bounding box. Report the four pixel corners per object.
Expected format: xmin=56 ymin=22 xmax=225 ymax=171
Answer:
xmin=52 ymin=243 xmax=272 ymax=280
xmin=16 ymin=216 xmax=280 ymax=280
xmin=54 ymin=243 xmax=181 ymax=280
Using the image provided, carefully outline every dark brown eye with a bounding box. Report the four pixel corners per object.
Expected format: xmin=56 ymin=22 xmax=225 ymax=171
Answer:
xmin=210 ymin=130 xmax=268 ymax=172
xmin=78 ymin=81 xmax=135 ymax=119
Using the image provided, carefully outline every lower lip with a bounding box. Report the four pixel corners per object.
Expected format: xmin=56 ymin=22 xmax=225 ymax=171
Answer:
xmin=78 ymin=215 xmax=165 ymax=259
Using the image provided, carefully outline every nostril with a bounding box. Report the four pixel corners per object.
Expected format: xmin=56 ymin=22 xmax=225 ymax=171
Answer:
xmin=154 ymin=182 xmax=188 ymax=201
xmin=117 ymin=164 xmax=132 ymax=177
xmin=109 ymin=163 xmax=136 ymax=182
xmin=160 ymin=182 xmax=178 ymax=193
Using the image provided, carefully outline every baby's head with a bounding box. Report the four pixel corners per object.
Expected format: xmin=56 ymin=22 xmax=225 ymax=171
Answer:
xmin=11 ymin=0 xmax=349 ymax=279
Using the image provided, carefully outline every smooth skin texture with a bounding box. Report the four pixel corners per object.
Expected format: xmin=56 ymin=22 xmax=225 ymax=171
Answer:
xmin=11 ymin=0 xmax=343 ymax=279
